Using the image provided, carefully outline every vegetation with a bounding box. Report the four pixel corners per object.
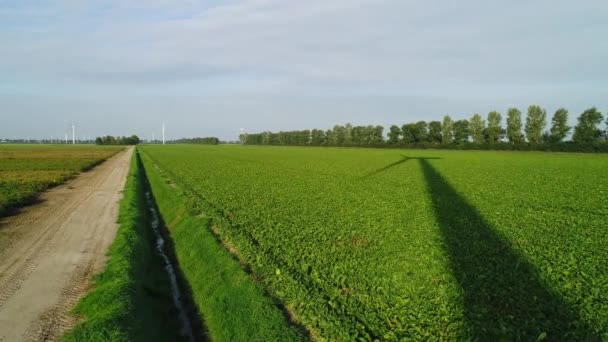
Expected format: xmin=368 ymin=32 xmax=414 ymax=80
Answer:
xmin=452 ymin=119 xmax=470 ymax=144
xmin=441 ymin=115 xmax=454 ymax=144
xmin=63 ymin=151 xmax=187 ymax=341
xmin=485 ymin=111 xmax=502 ymax=143
xmin=506 ymin=108 xmax=524 ymax=144
xmin=0 ymin=145 xmax=121 ymax=217
xmin=139 ymin=144 xmax=608 ymax=340
xmin=240 ymin=105 xmax=607 ymax=152
xmin=387 ymin=125 xmax=401 ymax=144
xmin=139 ymin=147 xmax=304 ymax=341
xmin=573 ymin=107 xmax=604 ymax=144
xmin=95 ymin=135 xmax=141 ymax=145
xmin=428 ymin=121 xmax=442 ymax=143
xmin=548 ymin=108 xmax=571 ymax=143
xmin=469 ymin=113 xmax=485 ymax=144
xmin=524 ymin=105 xmax=547 ymax=144
xmin=172 ymin=137 xmax=220 ymax=145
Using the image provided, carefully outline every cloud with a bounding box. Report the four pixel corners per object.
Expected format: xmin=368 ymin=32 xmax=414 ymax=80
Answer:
xmin=3 ymin=0 xmax=605 ymax=87
xmin=1 ymin=0 xmax=607 ymax=139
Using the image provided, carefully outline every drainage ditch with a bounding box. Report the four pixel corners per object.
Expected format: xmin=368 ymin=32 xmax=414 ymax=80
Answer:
xmin=137 ymin=151 xmax=207 ymax=342
xmin=145 ymin=191 xmax=195 ymax=341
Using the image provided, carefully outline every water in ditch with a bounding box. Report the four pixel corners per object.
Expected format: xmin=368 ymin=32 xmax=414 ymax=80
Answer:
xmin=145 ymin=191 xmax=195 ymax=342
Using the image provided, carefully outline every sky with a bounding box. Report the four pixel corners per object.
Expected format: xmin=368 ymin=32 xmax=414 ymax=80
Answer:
xmin=1 ymin=0 xmax=607 ymax=141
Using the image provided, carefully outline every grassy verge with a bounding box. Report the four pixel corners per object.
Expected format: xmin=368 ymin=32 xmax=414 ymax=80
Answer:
xmin=62 ymin=150 xmax=186 ymax=341
xmin=139 ymin=148 xmax=304 ymax=341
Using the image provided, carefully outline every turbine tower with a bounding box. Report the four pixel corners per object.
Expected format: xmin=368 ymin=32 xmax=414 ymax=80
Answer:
xmin=72 ymin=124 xmax=76 ymax=145
xmin=162 ymin=122 xmax=166 ymax=145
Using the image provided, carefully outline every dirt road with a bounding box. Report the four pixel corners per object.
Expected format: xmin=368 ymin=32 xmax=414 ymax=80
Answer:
xmin=0 ymin=147 xmax=133 ymax=341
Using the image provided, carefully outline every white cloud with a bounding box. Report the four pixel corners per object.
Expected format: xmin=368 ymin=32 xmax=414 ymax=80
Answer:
xmin=1 ymin=0 xmax=607 ymax=139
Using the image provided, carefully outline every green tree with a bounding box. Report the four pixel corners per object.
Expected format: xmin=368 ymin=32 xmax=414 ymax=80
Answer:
xmin=442 ymin=115 xmax=454 ymax=144
xmin=324 ymin=130 xmax=333 ymax=146
xmin=372 ymin=125 xmax=384 ymax=145
xmin=351 ymin=126 xmax=363 ymax=145
xmin=452 ymin=120 xmax=470 ymax=144
xmin=344 ymin=123 xmax=353 ymax=146
xmin=486 ymin=111 xmax=502 ymax=143
xmin=330 ymin=125 xmax=346 ymax=146
xmin=401 ymin=123 xmax=416 ymax=144
xmin=525 ymin=105 xmax=547 ymax=143
xmin=548 ymin=108 xmax=570 ymax=143
xmin=387 ymin=125 xmax=401 ymax=144
xmin=311 ymin=129 xmax=326 ymax=145
xmin=506 ymin=108 xmax=524 ymax=144
xmin=428 ymin=121 xmax=442 ymax=143
xmin=262 ymin=131 xmax=272 ymax=145
xmin=573 ymin=107 xmax=604 ymax=143
xmin=470 ymin=113 xmax=485 ymax=144
xmin=413 ymin=121 xmax=428 ymax=142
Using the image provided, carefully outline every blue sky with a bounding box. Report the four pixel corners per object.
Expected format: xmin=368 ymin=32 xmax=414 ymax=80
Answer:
xmin=1 ymin=0 xmax=607 ymax=140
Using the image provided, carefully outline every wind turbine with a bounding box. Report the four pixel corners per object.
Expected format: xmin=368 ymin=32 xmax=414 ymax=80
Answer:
xmin=162 ymin=122 xmax=166 ymax=145
xmin=72 ymin=124 xmax=76 ymax=145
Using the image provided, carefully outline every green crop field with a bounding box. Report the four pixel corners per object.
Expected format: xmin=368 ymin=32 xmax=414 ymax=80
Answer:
xmin=139 ymin=145 xmax=608 ymax=341
xmin=0 ymin=145 xmax=122 ymax=217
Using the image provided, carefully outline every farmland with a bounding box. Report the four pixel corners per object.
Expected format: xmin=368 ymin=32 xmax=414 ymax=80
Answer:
xmin=0 ymin=145 xmax=122 ymax=217
xmin=139 ymin=145 xmax=608 ymax=341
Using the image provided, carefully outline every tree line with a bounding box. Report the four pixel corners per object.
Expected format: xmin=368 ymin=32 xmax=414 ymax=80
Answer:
xmin=95 ymin=135 xmax=141 ymax=145
xmin=240 ymin=106 xmax=607 ymax=151
xmin=173 ymin=137 xmax=220 ymax=145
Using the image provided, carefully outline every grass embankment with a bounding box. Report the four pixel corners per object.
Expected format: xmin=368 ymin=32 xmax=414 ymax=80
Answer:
xmin=63 ymin=151 xmax=186 ymax=341
xmin=139 ymin=148 xmax=304 ymax=341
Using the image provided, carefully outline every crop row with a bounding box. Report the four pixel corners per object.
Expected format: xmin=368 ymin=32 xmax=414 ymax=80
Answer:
xmin=141 ymin=145 xmax=608 ymax=340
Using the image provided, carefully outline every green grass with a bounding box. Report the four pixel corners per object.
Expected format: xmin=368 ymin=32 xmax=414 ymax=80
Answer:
xmin=139 ymin=148 xmax=305 ymax=342
xmin=140 ymin=144 xmax=608 ymax=341
xmin=0 ymin=145 xmax=122 ymax=217
xmin=62 ymin=150 xmax=186 ymax=342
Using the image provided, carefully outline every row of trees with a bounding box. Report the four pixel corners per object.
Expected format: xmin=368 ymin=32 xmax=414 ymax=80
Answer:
xmin=240 ymin=125 xmax=384 ymax=146
xmin=173 ymin=137 xmax=220 ymax=145
xmin=405 ymin=106 xmax=603 ymax=145
xmin=95 ymin=135 xmax=141 ymax=145
xmin=241 ymin=106 xmax=607 ymax=148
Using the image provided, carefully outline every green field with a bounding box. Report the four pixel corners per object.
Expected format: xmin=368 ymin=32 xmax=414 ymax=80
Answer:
xmin=139 ymin=145 xmax=608 ymax=341
xmin=0 ymin=145 xmax=122 ymax=217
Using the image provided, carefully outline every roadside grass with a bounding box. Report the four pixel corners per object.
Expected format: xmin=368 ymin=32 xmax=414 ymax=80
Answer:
xmin=139 ymin=148 xmax=304 ymax=342
xmin=62 ymin=150 xmax=186 ymax=342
